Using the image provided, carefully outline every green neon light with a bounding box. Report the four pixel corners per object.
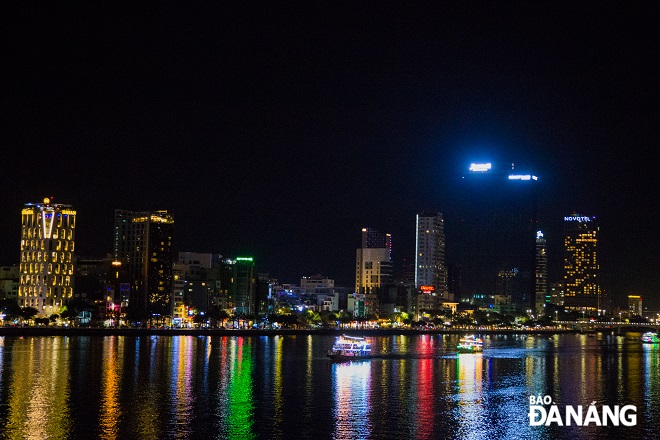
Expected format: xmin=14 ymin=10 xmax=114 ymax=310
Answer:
xmin=236 ymin=257 xmax=253 ymax=261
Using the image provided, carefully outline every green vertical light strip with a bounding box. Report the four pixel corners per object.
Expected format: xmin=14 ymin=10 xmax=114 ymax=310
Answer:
xmin=224 ymin=338 xmax=255 ymax=440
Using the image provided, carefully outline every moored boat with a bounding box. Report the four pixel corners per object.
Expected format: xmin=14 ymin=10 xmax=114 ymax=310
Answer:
xmin=457 ymin=335 xmax=484 ymax=353
xmin=642 ymin=332 xmax=659 ymax=344
xmin=327 ymin=334 xmax=372 ymax=360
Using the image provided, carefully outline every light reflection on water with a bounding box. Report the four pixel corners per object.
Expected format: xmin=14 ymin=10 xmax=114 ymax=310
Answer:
xmin=333 ymin=360 xmax=372 ymax=439
xmin=0 ymin=333 xmax=658 ymax=439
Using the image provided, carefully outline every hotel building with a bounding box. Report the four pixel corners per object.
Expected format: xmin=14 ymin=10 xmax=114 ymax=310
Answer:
xmin=562 ymin=214 xmax=600 ymax=312
xmin=18 ymin=198 xmax=76 ymax=316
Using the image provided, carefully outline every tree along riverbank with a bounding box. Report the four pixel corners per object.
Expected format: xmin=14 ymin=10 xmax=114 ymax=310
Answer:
xmin=0 ymin=326 xmax=578 ymax=337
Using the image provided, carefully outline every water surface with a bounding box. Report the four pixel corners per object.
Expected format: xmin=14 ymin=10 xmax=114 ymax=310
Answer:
xmin=0 ymin=333 xmax=657 ymax=439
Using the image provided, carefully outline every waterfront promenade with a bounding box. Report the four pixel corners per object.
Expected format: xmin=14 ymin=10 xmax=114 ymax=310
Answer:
xmin=0 ymin=325 xmax=576 ymax=337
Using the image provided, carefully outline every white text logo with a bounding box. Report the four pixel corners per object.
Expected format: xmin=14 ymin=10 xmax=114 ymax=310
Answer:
xmin=528 ymin=395 xmax=636 ymax=427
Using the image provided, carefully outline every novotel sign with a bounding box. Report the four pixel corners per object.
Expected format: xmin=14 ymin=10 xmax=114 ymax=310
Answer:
xmin=564 ymin=216 xmax=592 ymax=222
xmin=508 ymin=174 xmax=538 ymax=181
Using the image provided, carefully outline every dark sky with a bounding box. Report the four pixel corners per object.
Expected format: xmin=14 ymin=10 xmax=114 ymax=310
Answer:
xmin=3 ymin=3 xmax=659 ymax=307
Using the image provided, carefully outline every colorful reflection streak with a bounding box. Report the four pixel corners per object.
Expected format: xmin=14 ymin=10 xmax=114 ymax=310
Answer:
xmin=454 ymin=352 xmax=485 ymax=440
xmin=215 ymin=336 xmax=255 ymax=440
xmin=168 ymin=336 xmax=195 ymax=437
xmin=274 ymin=336 xmax=284 ymax=436
xmin=130 ymin=338 xmax=160 ymax=439
xmin=643 ymin=342 xmax=660 ymax=437
xmin=98 ymin=336 xmax=124 ymax=440
xmin=4 ymin=337 xmax=72 ymax=440
xmin=411 ymin=335 xmax=436 ymax=439
xmin=333 ymin=361 xmax=372 ymax=439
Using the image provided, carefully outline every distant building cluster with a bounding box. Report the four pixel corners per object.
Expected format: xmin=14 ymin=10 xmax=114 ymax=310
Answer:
xmin=0 ymin=195 xmax=625 ymax=326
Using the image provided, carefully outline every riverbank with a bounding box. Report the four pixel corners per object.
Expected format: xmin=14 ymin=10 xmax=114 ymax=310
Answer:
xmin=0 ymin=326 xmax=577 ymax=337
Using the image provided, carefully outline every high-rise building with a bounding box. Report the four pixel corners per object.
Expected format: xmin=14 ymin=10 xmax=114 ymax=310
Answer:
xmin=415 ymin=212 xmax=448 ymax=299
xmin=562 ymin=214 xmax=600 ymax=312
xmin=535 ymin=231 xmax=548 ymax=315
xmin=628 ymin=295 xmax=642 ymax=317
xmin=355 ymin=228 xmax=393 ymax=317
xmin=113 ymin=209 xmax=174 ymax=319
xmin=18 ymin=198 xmax=76 ymax=316
xmin=550 ymin=282 xmax=564 ymax=306
xmin=233 ymin=257 xmax=255 ymax=315
xmin=362 ymin=227 xmax=392 ymax=253
xmin=456 ymin=163 xmax=539 ymax=311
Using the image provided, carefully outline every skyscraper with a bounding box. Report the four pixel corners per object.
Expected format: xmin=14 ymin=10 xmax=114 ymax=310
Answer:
xmin=415 ymin=212 xmax=448 ymax=300
xmin=355 ymin=228 xmax=392 ymax=317
xmin=563 ymin=214 xmax=600 ymax=312
xmin=456 ymin=163 xmax=538 ymax=310
xmin=535 ymin=230 xmax=548 ymax=315
xmin=18 ymin=198 xmax=76 ymax=316
xmin=113 ymin=209 xmax=174 ymax=319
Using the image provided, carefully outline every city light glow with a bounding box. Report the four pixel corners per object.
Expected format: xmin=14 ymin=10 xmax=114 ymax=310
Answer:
xmin=469 ymin=163 xmax=492 ymax=172
xmin=508 ymin=174 xmax=538 ymax=181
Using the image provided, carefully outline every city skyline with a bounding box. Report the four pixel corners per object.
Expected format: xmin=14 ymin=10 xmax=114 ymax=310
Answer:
xmin=3 ymin=4 xmax=659 ymax=308
xmin=4 ymin=195 xmax=624 ymax=312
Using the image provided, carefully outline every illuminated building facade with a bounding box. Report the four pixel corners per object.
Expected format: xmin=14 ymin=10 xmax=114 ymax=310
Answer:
xmin=628 ymin=295 xmax=642 ymax=317
xmin=355 ymin=228 xmax=393 ymax=317
xmin=113 ymin=209 xmax=174 ymax=318
xmin=562 ymin=214 xmax=600 ymax=312
xmin=18 ymin=198 xmax=76 ymax=316
xmin=415 ymin=212 xmax=449 ymax=300
xmin=550 ymin=282 xmax=565 ymax=306
xmin=535 ymin=231 xmax=548 ymax=315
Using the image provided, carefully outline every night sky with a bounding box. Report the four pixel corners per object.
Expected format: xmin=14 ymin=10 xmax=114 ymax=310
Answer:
xmin=3 ymin=4 xmax=659 ymax=307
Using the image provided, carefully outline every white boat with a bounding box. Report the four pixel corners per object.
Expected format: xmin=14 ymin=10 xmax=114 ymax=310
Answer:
xmin=327 ymin=335 xmax=372 ymax=360
xmin=642 ymin=332 xmax=659 ymax=344
xmin=457 ymin=335 xmax=484 ymax=353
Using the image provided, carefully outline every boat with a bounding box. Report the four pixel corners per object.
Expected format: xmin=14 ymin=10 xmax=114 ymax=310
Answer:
xmin=457 ymin=335 xmax=484 ymax=353
xmin=642 ymin=332 xmax=659 ymax=343
xmin=327 ymin=335 xmax=372 ymax=360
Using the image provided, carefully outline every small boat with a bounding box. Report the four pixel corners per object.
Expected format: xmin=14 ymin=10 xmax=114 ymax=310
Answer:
xmin=642 ymin=332 xmax=659 ymax=343
xmin=327 ymin=335 xmax=372 ymax=361
xmin=457 ymin=335 xmax=484 ymax=353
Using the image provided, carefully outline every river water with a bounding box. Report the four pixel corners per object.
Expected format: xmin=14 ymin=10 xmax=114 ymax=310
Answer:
xmin=0 ymin=333 xmax=658 ymax=440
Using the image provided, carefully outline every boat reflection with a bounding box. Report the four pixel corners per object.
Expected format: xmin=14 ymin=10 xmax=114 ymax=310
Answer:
xmin=454 ymin=352 xmax=487 ymax=440
xmin=332 ymin=359 xmax=372 ymax=439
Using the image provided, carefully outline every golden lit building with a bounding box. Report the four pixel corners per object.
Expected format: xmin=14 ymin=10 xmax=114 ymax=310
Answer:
xmin=18 ymin=198 xmax=76 ymax=316
xmin=563 ymin=213 xmax=600 ymax=312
